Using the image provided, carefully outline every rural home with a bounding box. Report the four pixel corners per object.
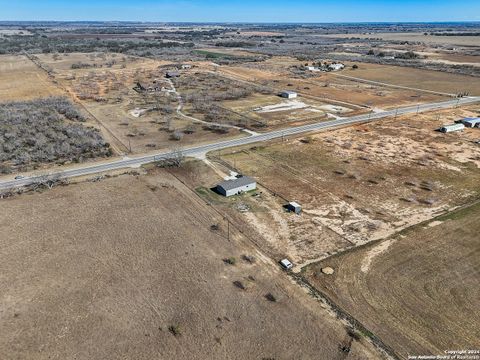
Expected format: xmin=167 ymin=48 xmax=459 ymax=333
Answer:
xmin=439 ymin=123 xmax=465 ymax=133
xmin=216 ymin=176 xmax=257 ymax=197
xmin=166 ymin=71 xmax=180 ymax=78
xmin=460 ymin=117 xmax=480 ymax=128
xmin=328 ymin=63 xmax=345 ymax=71
xmin=280 ymin=91 xmax=298 ymax=99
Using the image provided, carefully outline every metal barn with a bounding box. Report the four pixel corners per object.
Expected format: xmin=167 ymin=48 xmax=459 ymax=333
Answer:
xmin=216 ymin=176 xmax=257 ymax=197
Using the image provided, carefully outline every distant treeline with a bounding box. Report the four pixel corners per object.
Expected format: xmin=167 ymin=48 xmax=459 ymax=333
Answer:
xmin=0 ymin=35 xmax=194 ymax=55
xmin=429 ymin=32 xmax=480 ymax=36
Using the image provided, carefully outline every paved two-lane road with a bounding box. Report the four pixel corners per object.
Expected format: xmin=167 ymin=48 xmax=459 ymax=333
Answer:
xmin=1 ymin=96 xmax=479 ymax=190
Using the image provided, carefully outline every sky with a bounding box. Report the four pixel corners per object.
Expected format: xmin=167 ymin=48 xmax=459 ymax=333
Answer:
xmin=0 ymin=0 xmax=479 ymax=23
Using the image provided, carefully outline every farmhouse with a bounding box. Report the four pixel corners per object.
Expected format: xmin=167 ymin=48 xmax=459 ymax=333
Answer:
xmin=280 ymin=91 xmax=298 ymax=99
xmin=328 ymin=63 xmax=345 ymax=71
xmin=216 ymin=176 xmax=257 ymax=197
xmin=166 ymin=71 xmax=180 ymax=78
xmin=439 ymin=123 xmax=465 ymax=133
xmin=460 ymin=117 xmax=480 ymax=128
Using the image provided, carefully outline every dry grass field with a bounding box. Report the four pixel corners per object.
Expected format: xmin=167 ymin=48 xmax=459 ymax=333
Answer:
xmin=217 ymin=64 xmax=446 ymax=109
xmin=305 ymin=201 xmax=480 ymax=359
xmin=0 ymin=55 xmax=63 ymax=101
xmin=0 ymin=170 xmax=383 ymax=360
xmin=208 ymin=106 xmax=480 ymax=267
xmin=342 ymin=62 xmax=480 ymax=95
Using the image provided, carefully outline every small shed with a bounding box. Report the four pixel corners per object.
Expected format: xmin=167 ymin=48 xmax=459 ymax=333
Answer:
xmin=461 ymin=117 xmax=480 ymax=128
xmin=286 ymin=201 xmax=302 ymax=214
xmin=279 ymin=259 xmax=293 ymax=270
xmin=166 ymin=71 xmax=180 ymax=78
xmin=439 ymin=123 xmax=465 ymax=133
xmin=280 ymin=91 xmax=298 ymax=99
xmin=328 ymin=63 xmax=345 ymax=71
xmin=216 ymin=176 xmax=256 ymax=197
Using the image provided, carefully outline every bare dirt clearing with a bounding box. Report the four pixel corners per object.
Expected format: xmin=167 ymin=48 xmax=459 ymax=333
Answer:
xmin=305 ymin=201 xmax=480 ymax=358
xmin=0 ymin=171 xmax=382 ymax=360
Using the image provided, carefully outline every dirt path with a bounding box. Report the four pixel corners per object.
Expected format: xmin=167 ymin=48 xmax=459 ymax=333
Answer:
xmin=166 ymin=78 xmax=257 ymax=135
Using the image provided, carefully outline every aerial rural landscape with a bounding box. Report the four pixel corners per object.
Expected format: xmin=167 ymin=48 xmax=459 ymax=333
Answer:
xmin=0 ymin=1 xmax=479 ymax=359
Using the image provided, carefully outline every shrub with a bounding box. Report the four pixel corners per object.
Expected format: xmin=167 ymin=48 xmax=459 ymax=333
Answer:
xmin=168 ymin=325 xmax=182 ymax=336
xmin=0 ymin=97 xmax=110 ymax=172
xmin=224 ymin=257 xmax=237 ymax=265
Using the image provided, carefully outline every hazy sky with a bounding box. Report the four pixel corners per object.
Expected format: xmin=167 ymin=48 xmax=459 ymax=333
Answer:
xmin=1 ymin=0 xmax=479 ymax=22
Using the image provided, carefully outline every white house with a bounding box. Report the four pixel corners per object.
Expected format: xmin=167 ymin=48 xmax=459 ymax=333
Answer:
xmin=280 ymin=91 xmax=298 ymax=99
xmin=328 ymin=63 xmax=345 ymax=71
xmin=216 ymin=176 xmax=257 ymax=197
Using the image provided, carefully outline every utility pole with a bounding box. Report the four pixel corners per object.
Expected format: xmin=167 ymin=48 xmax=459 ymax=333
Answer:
xmin=416 ymin=104 xmax=420 ymax=115
xmin=224 ymin=216 xmax=230 ymax=241
xmin=394 ymin=108 xmax=398 ymax=120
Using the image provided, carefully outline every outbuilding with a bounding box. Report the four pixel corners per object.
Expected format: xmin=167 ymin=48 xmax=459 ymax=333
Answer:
xmin=279 ymin=258 xmax=293 ymax=270
xmin=460 ymin=117 xmax=480 ymax=128
xmin=328 ymin=63 xmax=345 ymax=71
xmin=280 ymin=91 xmax=298 ymax=99
xmin=216 ymin=176 xmax=257 ymax=197
xmin=286 ymin=201 xmax=302 ymax=214
xmin=166 ymin=71 xmax=180 ymax=78
xmin=439 ymin=123 xmax=465 ymax=133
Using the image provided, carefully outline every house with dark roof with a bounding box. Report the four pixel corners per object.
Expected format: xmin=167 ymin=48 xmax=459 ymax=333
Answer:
xmin=165 ymin=71 xmax=180 ymax=78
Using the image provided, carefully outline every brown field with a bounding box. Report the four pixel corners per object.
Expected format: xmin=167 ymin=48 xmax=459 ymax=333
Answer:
xmin=0 ymin=55 xmax=63 ymax=101
xmin=342 ymin=62 xmax=480 ymax=95
xmin=305 ymin=201 xmax=480 ymax=359
xmin=0 ymin=170 xmax=383 ymax=360
xmin=209 ymin=106 xmax=480 ymax=267
xmin=323 ymin=32 xmax=480 ymax=47
xmin=426 ymin=52 xmax=480 ymax=66
xmin=217 ymin=64 xmax=446 ymax=109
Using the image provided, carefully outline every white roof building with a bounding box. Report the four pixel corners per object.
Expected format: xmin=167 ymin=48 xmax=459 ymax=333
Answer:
xmin=439 ymin=123 xmax=465 ymax=133
xmin=328 ymin=63 xmax=345 ymax=71
xmin=280 ymin=91 xmax=298 ymax=99
xmin=216 ymin=176 xmax=256 ymax=197
xmin=461 ymin=118 xmax=480 ymax=128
